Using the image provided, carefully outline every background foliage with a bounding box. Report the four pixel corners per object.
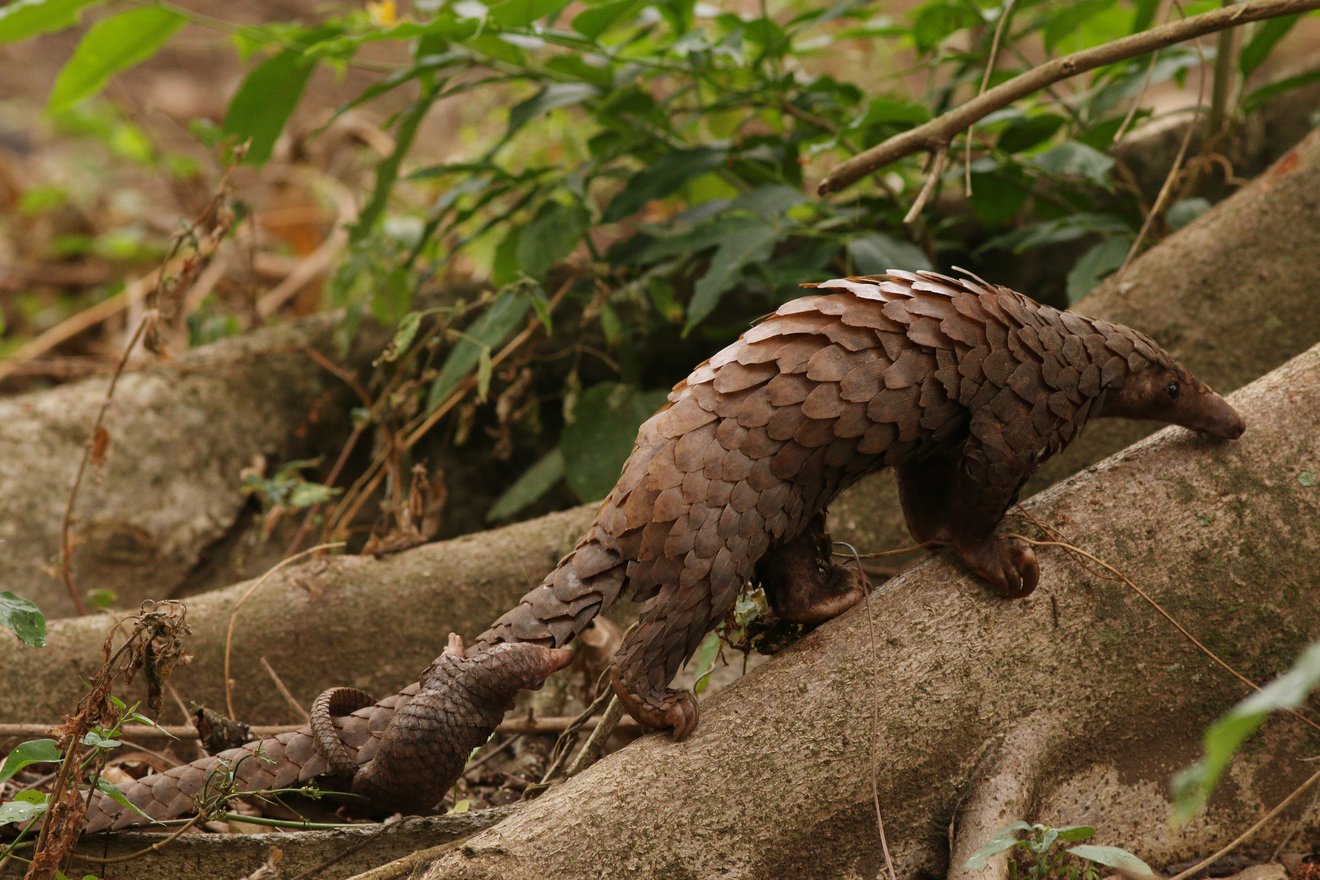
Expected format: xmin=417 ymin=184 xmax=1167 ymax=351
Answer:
xmin=1 ymin=0 xmax=1315 ymax=522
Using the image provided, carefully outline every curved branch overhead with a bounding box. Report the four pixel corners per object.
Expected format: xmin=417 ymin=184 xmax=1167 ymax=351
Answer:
xmin=816 ymin=0 xmax=1320 ymax=196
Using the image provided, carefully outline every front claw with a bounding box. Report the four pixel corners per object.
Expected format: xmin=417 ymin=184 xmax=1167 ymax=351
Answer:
xmin=954 ymin=536 xmax=1039 ymax=598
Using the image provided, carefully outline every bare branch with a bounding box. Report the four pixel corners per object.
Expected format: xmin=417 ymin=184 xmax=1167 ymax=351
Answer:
xmin=816 ymin=0 xmax=1320 ymax=196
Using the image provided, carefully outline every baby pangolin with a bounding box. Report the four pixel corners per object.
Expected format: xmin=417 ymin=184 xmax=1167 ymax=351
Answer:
xmin=83 ymin=269 xmax=1243 ymax=831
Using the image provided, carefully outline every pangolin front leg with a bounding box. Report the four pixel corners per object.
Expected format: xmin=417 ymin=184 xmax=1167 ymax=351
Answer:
xmin=756 ymin=512 xmax=868 ymax=625
xmin=896 ymin=434 xmax=1038 ymax=598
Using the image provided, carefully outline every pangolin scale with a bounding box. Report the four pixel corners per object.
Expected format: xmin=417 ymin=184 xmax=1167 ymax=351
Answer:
xmin=81 ymin=270 xmax=1243 ymax=831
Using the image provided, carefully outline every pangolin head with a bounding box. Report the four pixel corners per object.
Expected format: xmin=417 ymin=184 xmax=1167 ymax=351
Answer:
xmin=1097 ymin=329 xmax=1245 ymax=440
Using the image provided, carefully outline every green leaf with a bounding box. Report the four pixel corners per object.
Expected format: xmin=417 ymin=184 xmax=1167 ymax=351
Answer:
xmin=1042 ymin=0 xmax=1111 ymax=52
xmin=380 ymin=311 xmax=423 ymax=364
xmin=691 ymin=631 xmax=721 ymax=694
xmin=288 ymin=482 xmax=340 ymax=508
xmin=427 ymin=289 xmax=534 ymax=411
xmin=545 ymin=54 xmax=613 ymax=86
xmin=466 ymin=33 xmax=528 ymax=65
xmin=1239 ymin=14 xmax=1299 ymax=79
xmin=562 ymin=383 xmax=669 ymax=502
xmin=1066 ymin=845 xmax=1156 ymax=878
xmin=223 ymin=34 xmax=329 ymax=165
xmin=354 ymin=76 xmax=444 ymax=245
xmin=515 ymin=200 xmax=590 ymax=277
xmin=965 ymin=821 xmax=1032 ymax=869
xmin=968 ymin=171 xmax=1029 ymax=228
xmin=476 ymin=348 xmax=493 ymax=401
xmin=81 ymin=731 xmax=121 ymax=749
xmin=47 ymin=6 xmax=185 ymax=114
xmin=725 ymin=185 xmax=808 ymax=220
xmin=997 ymin=114 xmax=1066 ymax=154
xmin=1054 ymin=825 xmax=1096 ymax=843
xmin=1173 ymin=641 xmax=1320 ymax=822
xmin=487 ymin=448 xmax=565 ymax=522
xmin=1 ymin=591 xmax=46 ymax=647
xmin=603 ymin=146 xmax=728 ymax=223
xmin=0 ymin=739 xmax=62 ymax=784
xmin=1066 ymin=237 xmax=1130 ymax=302
xmin=0 ymin=795 xmax=47 ymax=827
xmin=488 ymin=0 xmax=571 ymax=28
xmin=852 ymin=95 xmax=930 ymax=128
xmin=94 ymin=778 xmax=157 ymax=821
xmin=685 ymin=220 xmax=780 ymax=334
xmin=1030 ymin=142 xmax=1114 ymax=186
xmin=571 ymin=0 xmax=644 ymax=39
xmin=1243 ymin=69 xmax=1320 ymax=113
xmin=1132 ymin=0 xmax=1160 ymax=32
xmin=848 ymin=233 xmax=931 ymax=274
xmin=0 ymin=0 xmax=106 ymax=43
xmin=983 ymin=213 xmax=1130 ymax=254
xmin=506 ymin=83 xmax=598 ymax=141
xmin=912 ymin=1 xmax=980 ymax=54
xmin=1166 ymin=197 xmax=1211 ymax=231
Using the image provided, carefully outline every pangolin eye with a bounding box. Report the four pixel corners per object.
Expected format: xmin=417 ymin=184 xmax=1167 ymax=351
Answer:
xmin=1165 ymin=381 xmax=1180 ymax=400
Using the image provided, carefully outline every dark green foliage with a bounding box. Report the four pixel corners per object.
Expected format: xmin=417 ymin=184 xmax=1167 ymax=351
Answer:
xmin=0 ymin=591 xmax=45 ymax=648
xmin=12 ymin=0 xmax=1312 ymax=518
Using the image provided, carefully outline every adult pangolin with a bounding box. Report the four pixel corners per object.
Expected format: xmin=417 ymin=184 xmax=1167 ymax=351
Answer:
xmin=82 ymin=270 xmax=1244 ymax=831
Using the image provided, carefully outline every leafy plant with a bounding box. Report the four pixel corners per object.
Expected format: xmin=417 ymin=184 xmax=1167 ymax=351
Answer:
xmin=0 ymin=591 xmax=46 ymax=647
xmin=4 ymin=0 xmax=1312 ymax=521
xmin=1171 ymin=640 xmax=1320 ymax=822
xmin=0 ymin=696 xmax=171 ymax=871
xmin=966 ymin=821 xmax=1156 ymax=880
xmin=241 ymin=457 xmax=341 ymax=512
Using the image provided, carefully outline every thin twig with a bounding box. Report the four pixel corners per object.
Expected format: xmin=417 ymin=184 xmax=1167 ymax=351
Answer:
xmin=400 ymin=277 xmax=576 ymax=450
xmin=255 ymin=172 xmax=358 ymax=319
xmin=816 ymin=0 xmax=1320 ymax=195
xmin=223 ymin=543 xmax=345 ymax=720
xmin=903 ymin=145 xmax=950 ymax=225
xmin=1166 ymin=764 xmax=1320 ymax=880
xmin=1112 ymin=44 xmax=1163 ymax=145
xmin=258 ymin=657 xmax=310 ymax=723
xmin=1116 ymin=0 xmax=1210 ymax=282
xmin=832 ymin=540 xmax=942 ymax=560
xmin=57 ymin=317 xmax=152 ymax=616
xmin=1207 ymin=0 xmax=1239 ymax=142
xmin=1008 ymin=535 xmax=1320 ymax=736
xmin=65 ymin=814 xmax=206 ymax=865
xmin=0 ymin=713 xmax=638 ymax=748
xmin=564 ymin=697 xmax=624 ymax=778
xmin=965 ymin=0 xmax=1018 ymax=197
xmin=835 ymin=540 xmax=898 ymax=880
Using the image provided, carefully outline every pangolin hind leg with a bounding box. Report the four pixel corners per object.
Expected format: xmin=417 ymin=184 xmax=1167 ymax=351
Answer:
xmin=756 ymin=512 xmax=868 ymax=625
xmin=896 ymin=439 xmax=1039 ymax=598
xmin=609 ymin=554 xmax=752 ymax=740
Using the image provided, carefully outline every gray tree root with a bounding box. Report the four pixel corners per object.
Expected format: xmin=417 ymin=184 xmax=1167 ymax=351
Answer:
xmin=946 ymin=712 xmax=1068 ymax=880
xmin=3 ymin=130 xmax=1319 ymax=729
xmin=0 ymin=312 xmax=380 ymax=616
xmin=403 ymin=343 xmax=1320 ymax=880
xmin=0 ymin=506 xmax=595 ymax=726
xmin=64 ymin=807 xmax=516 ymax=880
